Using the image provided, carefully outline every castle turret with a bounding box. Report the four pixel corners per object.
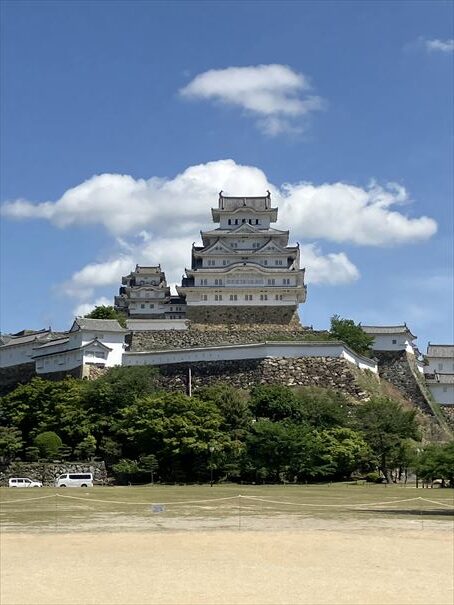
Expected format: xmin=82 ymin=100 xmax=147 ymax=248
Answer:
xmin=115 ymin=265 xmax=185 ymax=319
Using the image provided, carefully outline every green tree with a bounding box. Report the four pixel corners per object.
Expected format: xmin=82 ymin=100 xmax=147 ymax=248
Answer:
xmin=111 ymin=459 xmax=141 ymax=484
xmin=330 ymin=315 xmax=374 ymax=356
xmin=319 ymin=427 xmax=372 ymax=479
xmin=250 ymin=385 xmax=301 ymax=421
xmin=34 ymin=431 xmax=62 ymax=460
xmin=415 ymin=442 xmax=454 ymax=486
xmin=295 ymin=387 xmax=350 ymax=429
xmin=0 ymin=427 xmax=23 ymax=463
xmin=74 ymin=434 xmax=97 ymax=460
xmin=0 ymin=377 xmax=92 ymax=450
xmin=117 ymin=392 xmax=232 ymax=482
xmin=197 ymin=383 xmax=252 ymax=437
xmin=140 ymin=454 xmax=159 ymax=484
xmin=84 ymin=305 xmax=126 ymax=327
xmin=355 ymin=397 xmax=420 ymax=482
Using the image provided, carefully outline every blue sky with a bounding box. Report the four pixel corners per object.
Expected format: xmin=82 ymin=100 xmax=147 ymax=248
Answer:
xmin=1 ymin=0 xmax=453 ymax=350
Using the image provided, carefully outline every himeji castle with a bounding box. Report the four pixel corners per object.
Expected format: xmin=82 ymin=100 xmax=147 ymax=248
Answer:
xmin=176 ymin=191 xmax=307 ymax=324
xmin=114 ymin=265 xmax=186 ymax=320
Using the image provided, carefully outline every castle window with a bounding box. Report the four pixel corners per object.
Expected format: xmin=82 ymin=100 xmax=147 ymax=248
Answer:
xmin=263 ymin=260 xmax=268 ymax=265
xmin=222 ymin=260 xmax=227 ymax=265
xmin=392 ymin=339 xmax=397 ymax=344
xmin=214 ymin=279 xmax=223 ymax=285
xmin=235 ymin=219 xmax=239 ymax=225
xmin=255 ymin=219 xmax=259 ymax=225
xmin=149 ymin=304 xmax=154 ymax=308
xmin=438 ymin=363 xmax=444 ymax=371
xmin=248 ymin=219 xmax=252 ymax=224
xmin=202 ymin=295 xmax=208 ymax=301
xmin=267 ymin=279 xmax=275 ymax=285
xmin=242 ymin=218 xmax=246 ymax=223
xmin=260 ymin=294 xmax=268 ymax=301
xmin=245 ymin=294 xmax=253 ymax=301
xmin=229 ymin=294 xmax=238 ymax=301
xmin=141 ymin=304 xmax=145 ymax=308
xmin=228 ymin=219 xmax=232 ymax=225
xmin=283 ymin=278 xmax=290 ymax=285
xmin=215 ymin=294 xmax=223 ymax=301
xmin=275 ymin=260 xmax=283 ymax=266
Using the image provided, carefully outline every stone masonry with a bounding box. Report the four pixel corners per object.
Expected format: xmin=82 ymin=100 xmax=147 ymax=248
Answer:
xmin=130 ymin=322 xmax=328 ymax=352
xmin=186 ymin=306 xmax=300 ymax=325
xmin=152 ymin=356 xmax=371 ymax=400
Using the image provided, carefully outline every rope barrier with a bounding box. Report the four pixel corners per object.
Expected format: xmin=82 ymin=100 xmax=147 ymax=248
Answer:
xmin=1 ymin=493 xmax=452 ymax=510
xmin=55 ymin=494 xmax=241 ymax=506
xmin=0 ymin=494 xmax=56 ymax=505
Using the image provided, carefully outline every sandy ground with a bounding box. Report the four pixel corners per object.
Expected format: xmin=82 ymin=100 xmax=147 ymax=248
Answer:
xmin=1 ymin=529 xmax=453 ymax=605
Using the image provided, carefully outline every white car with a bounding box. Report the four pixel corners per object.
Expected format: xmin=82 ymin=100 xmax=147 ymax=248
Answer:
xmin=9 ymin=477 xmax=43 ymax=488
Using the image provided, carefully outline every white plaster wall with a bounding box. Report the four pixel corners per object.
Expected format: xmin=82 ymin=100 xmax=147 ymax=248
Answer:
xmin=369 ymin=334 xmax=413 ymax=351
xmin=425 ymin=357 xmax=454 ymax=375
xmin=123 ymin=342 xmax=378 ymax=373
xmin=126 ymin=319 xmax=189 ymax=331
xmin=35 ymin=350 xmax=83 ymax=374
xmin=428 ymin=384 xmax=454 ymax=405
xmin=0 ymin=342 xmax=38 ymax=367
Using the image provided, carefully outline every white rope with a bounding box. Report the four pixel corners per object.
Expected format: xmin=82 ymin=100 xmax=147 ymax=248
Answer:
xmin=238 ymin=495 xmax=454 ymax=509
xmin=2 ymin=492 xmax=452 ymax=510
xmin=0 ymin=494 xmax=56 ymax=505
xmin=55 ymin=494 xmax=240 ymax=506
xmin=418 ymin=497 xmax=454 ymax=509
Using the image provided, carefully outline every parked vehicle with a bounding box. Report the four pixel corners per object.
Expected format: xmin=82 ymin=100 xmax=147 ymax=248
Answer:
xmin=9 ymin=477 xmax=43 ymax=488
xmin=55 ymin=473 xmax=93 ymax=488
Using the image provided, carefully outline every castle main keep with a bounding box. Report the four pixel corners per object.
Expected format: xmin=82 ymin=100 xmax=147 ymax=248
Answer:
xmin=115 ymin=191 xmax=307 ymax=325
xmin=177 ymin=191 xmax=306 ymax=324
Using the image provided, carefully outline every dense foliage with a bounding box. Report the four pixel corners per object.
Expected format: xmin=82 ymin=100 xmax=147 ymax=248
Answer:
xmin=330 ymin=315 xmax=374 ymax=356
xmin=84 ymin=305 xmax=126 ymax=327
xmin=1 ymin=368 xmax=449 ymax=485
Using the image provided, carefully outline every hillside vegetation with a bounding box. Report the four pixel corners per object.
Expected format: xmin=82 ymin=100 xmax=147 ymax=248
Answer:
xmin=1 ymin=365 xmax=452 ymax=486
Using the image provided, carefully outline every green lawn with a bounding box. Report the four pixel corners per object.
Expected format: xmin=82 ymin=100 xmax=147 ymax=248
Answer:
xmin=1 ymin=483 xmax=453 ymax=533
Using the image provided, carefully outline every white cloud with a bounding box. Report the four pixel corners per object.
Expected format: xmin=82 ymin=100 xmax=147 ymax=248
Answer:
xmin=301 ymin=244 xmax=359 ymax=285
xmin=180 ymin=64 xmax=325 ymax=135
xmin=2 ymin=159 xmax=437 ymax=302
xmin=62 ymin=257 xmax=133 ymax=299
xmin=425 ymin=38 xmax=454 ymax=53
xmin=73 ymin=297 xmax=112 ymax=318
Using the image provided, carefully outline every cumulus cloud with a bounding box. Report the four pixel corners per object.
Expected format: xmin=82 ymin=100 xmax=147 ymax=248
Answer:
xmin=425 ymin=38 xmax=454 ymax=53
xmin=301 ymin=245 xmax=359 ymax=285
xmin=73 ymin=297 xmax=112 ymax=318
xmin=1 ymin=159 xmax=437 ymax=302
xmin=180 ymin=64 xmax=325 ymax=135
xmin=62 ymin=257 xmax=134 ymax=299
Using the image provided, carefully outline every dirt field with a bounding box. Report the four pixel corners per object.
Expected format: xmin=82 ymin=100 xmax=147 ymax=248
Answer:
xmin=1 ymin=528 xmax=453 ymax=605
xmin=1 ymin=485 xmax=453 ymax=604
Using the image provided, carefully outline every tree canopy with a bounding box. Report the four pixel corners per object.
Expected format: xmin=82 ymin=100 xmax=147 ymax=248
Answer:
xmin=330 ymin=315 xmax=374 ymax=356
xmin=0 ymin=371 xmax=437 ymax=486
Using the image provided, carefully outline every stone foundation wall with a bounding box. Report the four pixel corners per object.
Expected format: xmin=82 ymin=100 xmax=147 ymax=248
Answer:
xmin=152 ymin=356 xmax=369 ymax=400
xmin=0 ymin=362 xmax=36 ymax=396
xmin=186 ymin=306 xmax=299 ymax=325
xmin=130 ymin=322 xmax=329 ymax=352
xmin=374 ymin=351 xmax=433 ymax=415
xmin=0 ymin=461 xmax=107 ymax=487
xmin=439 ymin=405 xmax=454 ymax=429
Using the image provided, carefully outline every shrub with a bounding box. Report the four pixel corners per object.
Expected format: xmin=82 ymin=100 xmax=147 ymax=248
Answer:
xmin=33 ymin=431 xmax=62 ymax=460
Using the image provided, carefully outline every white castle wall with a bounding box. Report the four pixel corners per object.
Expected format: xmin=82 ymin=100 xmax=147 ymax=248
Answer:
xmin=123 ymin=341 xmax=378 ymax=373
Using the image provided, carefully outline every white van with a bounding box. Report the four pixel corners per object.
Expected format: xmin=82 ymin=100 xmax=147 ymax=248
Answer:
xmin=9 ymin=477 xmax=43 ymax=488
xmin=55 ymin=473 xmax=93 ymax=488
